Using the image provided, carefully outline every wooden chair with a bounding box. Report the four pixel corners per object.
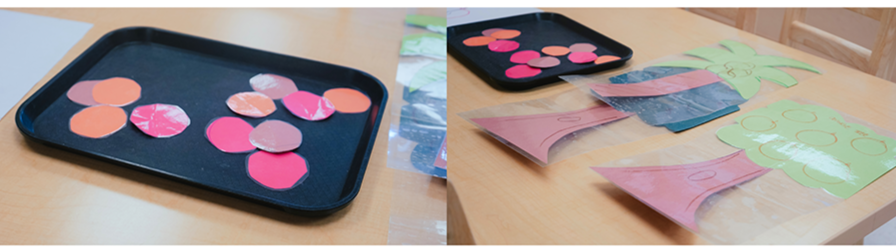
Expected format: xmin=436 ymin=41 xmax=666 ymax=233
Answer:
xmin=780 ymin=8 xmax=896 ymax=80
xmin=688 ymin=8 xmax=758 ymax=33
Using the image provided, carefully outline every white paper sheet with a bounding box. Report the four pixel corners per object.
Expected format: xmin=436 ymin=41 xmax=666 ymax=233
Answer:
xmin=447 ymin=7 xmax=543 ymax=27
xmin=0 ymin=9 xmax=92 ymax=117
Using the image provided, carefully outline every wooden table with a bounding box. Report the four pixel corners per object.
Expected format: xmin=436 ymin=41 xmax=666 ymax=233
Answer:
xmin=447 ymin=8 xmax=896 ymax=245
xmin=0 ymin=8 xmax=446 ymax=244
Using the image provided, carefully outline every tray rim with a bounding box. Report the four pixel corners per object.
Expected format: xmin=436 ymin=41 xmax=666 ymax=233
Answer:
xmin=447 ymin=12 xmax=634 ymax=91
xmin=14 ymin=26 xmax=389 ymax=216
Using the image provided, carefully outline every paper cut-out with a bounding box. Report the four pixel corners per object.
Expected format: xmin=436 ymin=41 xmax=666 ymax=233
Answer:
xmin=568 ymin=51 xmax=598 ymax=64
xmin=249 ymin=120 xmax=303 ymax=153
xmin=488 ymin=40 xmax=519 ymax=52
xmin=282 ymin=91 xmax=335 ymax=121
xmin=482 ymin=28 xmax=505 ymax=37
xmin=247 ymin=151 xmax=309 ymax=190
xmin=401 ymin=33 xmax=447 ymax=58
xmin=599 ymin=67 xmax=747 ymax=126
xmin=594 ymin=55 xmax=621 ymax=65
xmin=323 ymin=88 xmax=371 ymax=113
xmin=569 ymin=43 xmax=597 ymax=52
xmin=92 ymin=77 xmax=141 ymax=106
xmin=130 ymin=103 xmax=190 ymax=138
xmin=405 ymin=14 xmax=447 ymax=34
xmin=67 ymin=80 xmax=101 ymax=106
xmin=206 ymin=117 xmax=256 ymax=153
xmin=489 ymin=29 xmax=521 ymax=39
xmin=226 ymin=92 xmax=276 ymax=118
xmin=527 ymin=57 xmax=560 ymax=68
xmin=434 ymin=136 xmax=447 ymax=169
xmin=408 ymin=61 xmax=447 ymax=92
xmin=70 ymin=105 xmax=127 ymax=139
xmin=462 ymin=36 xmax=495 ymax=47
xmin=249 ymin=73 xmax=299 ymax=100
xmin=471 ymin=105 xmax=630 ymax=164
xmin=588 ymin=70 xmax=723 ymax=97
xmin=716 ymin=99 xmax=896 ymax=199
xmin=653 ymin=40 xmax=821 ymax=99
xmin=664 ymin=105 xmax=740 ymax=132
xmin=542 ymin=46 xmax=569 ymax=56
xmin=505 ymin=64 xmax=542 ymax=78
xmin=592 ymin=150 xmax=772 ymax=231
xmin=510 ymin=50 xmax=541 ymax=64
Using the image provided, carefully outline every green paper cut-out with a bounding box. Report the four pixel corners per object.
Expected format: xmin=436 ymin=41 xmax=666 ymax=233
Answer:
xmin=400 ymin=33 xmax=447 ymax=58
xmin=653 ymin=40 xmax=821 ymax=99
xmin=406 ymin=15 xmax=447 ymax=34
xmin=716 ymin=99 xmax=896 ymax=199
xmin=409 ymin=61 xmax=447 ymax=92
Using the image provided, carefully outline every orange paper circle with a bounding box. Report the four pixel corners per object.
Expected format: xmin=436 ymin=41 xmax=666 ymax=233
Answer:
xmin=92 ymin=77 xmax=141 ymax=106
xmin=70 ymin=105 xmax=127 ymax=138
xmin=594 ymin=55 xmax=622 ymax=65
xmin=463 ymin=36 xmax=497 ymax=46
xmin=542 ymin=46 xmax=570 ymax=56
xmin=226 ymin=92 xmax=276 ymax=118
xmin=323 ymin=88 xmax=371 ymax=113
xmin=489 ymin=29 xmax=521 ymax=39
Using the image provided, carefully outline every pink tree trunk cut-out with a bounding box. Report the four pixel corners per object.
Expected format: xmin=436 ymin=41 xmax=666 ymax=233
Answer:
xmin=470 ymin=104 xmax=631 ymax=164
xmin=591 ymin=150 xmax=772 ymax=232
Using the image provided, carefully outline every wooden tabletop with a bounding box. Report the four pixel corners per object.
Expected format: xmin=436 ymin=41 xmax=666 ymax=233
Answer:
xmin=0 ymin=8 xmax=446 ymax=244
xmin=447 ymin=8 xmax=896 ymax=244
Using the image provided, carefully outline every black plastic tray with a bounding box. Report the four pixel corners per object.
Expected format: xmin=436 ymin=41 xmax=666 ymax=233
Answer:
xmin=447 ymin=12 xmax=633 ymax=91
xmin=15 ymin=27 xmax=388 ymax=216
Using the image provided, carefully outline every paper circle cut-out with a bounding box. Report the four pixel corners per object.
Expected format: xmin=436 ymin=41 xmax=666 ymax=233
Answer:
xmin=463 ymin=36 xmax=496 ymax=46
xmin=226 ymin=92 xmax=276 ymax=118
xmin=206 ymin=117 xmax=256 ymax=153
xmin=510 ymin=50 xmax=541 ymax=64
xmin=505 ymin=65 xmax=542 ymax=79
xmin=489 ymin=29 xmax=521 ymax=39
xmin=282 ymin=91 xmax=336 ymax=121
xmin=130 ymin=103 xmax=191 ymax=138
xmin=594 ymin=55 xmax=622 ymax=64
xmin=92 ymin=77 xmax=141 ymax=106
xmin=488 ymin=40 xmax=519 ymax=52
xmin=323 ymin=88 xmax=371 ymax=113
xmin=568 ymin=52 xmax=598 ymax=64
xmin=249 ymin=73 xmax=299 ymax=100
xmin=527 ymin=56 xmax=561 ymax=68
xmin=542 ymin=46 xmax=570 ymax=56
xmin=482 ymin=28 xmax=505 ymax=36
xmin=67 ymin=80 xmax=101 ymax=106
xmin=249 ymin=120 xmax=303 ymax=153
xmin=247 ymin=151 xmax=309 ymax=190
xmin=569 ymin=43 xmax=598 ymax=52
xmin=70 ymin=105 xmax=127 ymax=139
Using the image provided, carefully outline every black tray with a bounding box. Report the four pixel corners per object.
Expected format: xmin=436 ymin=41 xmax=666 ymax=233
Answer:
xmin=15 ymin=27 xmax=388 ymax=216
xmin=447 ymin=12 xmax=633 ymax=91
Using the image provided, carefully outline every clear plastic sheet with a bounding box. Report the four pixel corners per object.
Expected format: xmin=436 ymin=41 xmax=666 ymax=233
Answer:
xmin=458 ymin=87 xmax=668 ymax=167
xmin=594 ymin=96 xmax=896 ymax=244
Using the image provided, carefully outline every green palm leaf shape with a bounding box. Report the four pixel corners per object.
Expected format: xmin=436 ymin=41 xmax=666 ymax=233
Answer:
xmin=406 ymin=15 xmax=447 ymax=34
xmin=409 ymin=61 xmax=447 ymax=92
xmin=400 ymin=33 xmax=447 ymax=58
xmin=652 ymin=39 xmax=820 ymax=99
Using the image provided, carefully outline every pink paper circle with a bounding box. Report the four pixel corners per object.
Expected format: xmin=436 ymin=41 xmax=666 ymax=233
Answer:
xmin=527 ymin=56 xmax=561 ymax=68
xmin=569 ymin=43 xmax=598 ymax=52
xmin=130 ymin=103 xmax=191 ymax=138
xmin=206 ymin=117 xmax=256 ymax=153
xmin=247 ymin=151 xmax=308 ymax=190
xmin=282 ymin=91 xmax=336 ymax=121
xmin=67 ymin=80 xmax=101 ymax=106
xmin=249 ymin=73 xmax=299 ymax=100
xmin=505 ymin=65 xmax=542 ymax=79
xmin=482 ymin=28 xmax=505 ymax=36
xmin=510 ymin=50 xmax=541 ymax=64
xmin=488 ymin=40 xmax=519 ymax=52
xmin=249 ymin=120 xmax=303 ymax=153
xmin=568 ymin=51 xmax=598 ymax=64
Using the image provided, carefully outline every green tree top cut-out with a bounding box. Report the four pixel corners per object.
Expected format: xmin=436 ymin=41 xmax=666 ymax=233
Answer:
xmin=654 ymin=40 xmax=821 ymax=99
xmin=716 ymin=100 xmax=896 ymax=199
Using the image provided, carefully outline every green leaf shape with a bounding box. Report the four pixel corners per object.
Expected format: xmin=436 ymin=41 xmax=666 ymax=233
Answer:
xmin=748 ymin=55 xmax=821 ymax=73
xmin=409 ymin=61 xmax=447 ymax=92
xmin=719 ymin=39 xmax=757 ymax=58
xmin=406 ymin=15 xmax=447 ymax=34
xmin=652 ymin=60 xmax=714 ymax=69
xmin=719 ymin=74 xmax=760 ymax=99
xmin=683 ymin=47 xmax=739 ymax=63
xmin=400 ymin=33 xmax=447 ymax=58
xmin=754 ymin=67 xmax=798 ymax=87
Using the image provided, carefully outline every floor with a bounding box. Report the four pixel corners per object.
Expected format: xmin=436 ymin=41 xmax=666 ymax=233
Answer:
xmin=865 ymin=215 xmax=896 ymax=245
